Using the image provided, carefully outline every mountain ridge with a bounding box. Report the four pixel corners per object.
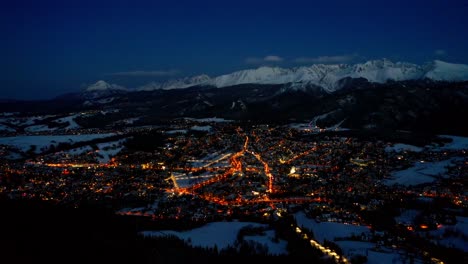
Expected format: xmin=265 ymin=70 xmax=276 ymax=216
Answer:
xmin=84 ymin=59 xmax=468 ymax=94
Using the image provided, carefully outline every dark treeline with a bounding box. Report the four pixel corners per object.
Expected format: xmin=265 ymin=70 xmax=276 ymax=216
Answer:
xmin=0 ymin=199 xmax=331 ymax=264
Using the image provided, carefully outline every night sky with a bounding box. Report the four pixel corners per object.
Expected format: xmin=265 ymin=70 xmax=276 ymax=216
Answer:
xmin=2 ymin=0 xmax=468 ymax=100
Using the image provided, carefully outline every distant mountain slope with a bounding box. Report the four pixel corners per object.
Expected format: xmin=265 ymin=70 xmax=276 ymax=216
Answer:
xmin=131 ymin=59 xmax=468 ymax=93
xmin=1 ymin=80 xmax=467 ymax=136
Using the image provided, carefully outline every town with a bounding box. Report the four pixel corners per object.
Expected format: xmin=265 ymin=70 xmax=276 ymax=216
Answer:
xmin=0 ymin=116 xmax=466 ymax=263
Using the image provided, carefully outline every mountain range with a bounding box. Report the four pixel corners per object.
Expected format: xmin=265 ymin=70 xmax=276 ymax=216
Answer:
xmin=86 ymin=59 xmax=468 ymax=95
xmin=1 ymin=59 xmax=468 ymax=136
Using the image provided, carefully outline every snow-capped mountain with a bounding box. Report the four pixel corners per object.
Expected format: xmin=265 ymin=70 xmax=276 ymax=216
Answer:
xmin=132 ymin=59 xmax=468 ymax=93
xmin=136 ymin=75 xmax=211 ymax=91
xmin=423 ymin=60 xmax=468 ymax=81
xmin=82 ymin=80 xmax=128 ymax=100
xmin=85 ymin=80 xmax=127 ymax=92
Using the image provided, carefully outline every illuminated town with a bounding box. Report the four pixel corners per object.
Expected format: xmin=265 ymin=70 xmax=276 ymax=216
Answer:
xmin=0 ymin=116 xmax=465 ymax=263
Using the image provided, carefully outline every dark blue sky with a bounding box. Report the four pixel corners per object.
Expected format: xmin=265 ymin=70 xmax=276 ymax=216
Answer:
xmin=1 ymin=0 xmax=468 ymax=100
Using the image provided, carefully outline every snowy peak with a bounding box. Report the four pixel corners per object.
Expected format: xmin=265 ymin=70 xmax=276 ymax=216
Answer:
xmin=160 ymin=74 xmax=211 ymax=90
xmin=126 ymin=59 xmax=468 ymax=93
xmin=136 ymin=82 xmax=162 ymax=91
xmin=205 ymin=59 xmax=468 ymax=92
xmin=348 ymin=59 xmax=425 ymax=84
xmin=211 ymin=66 xmax=293 ymax=87
xmin=136 ymin=74 xmax=211 ymax=91
xmin=424 ymin=60 xmax=468 ymax=81
xmin=86 ymin=80 xmax=127 ymax=92
xmin=205 ymin=59 xmax=427 ymax=92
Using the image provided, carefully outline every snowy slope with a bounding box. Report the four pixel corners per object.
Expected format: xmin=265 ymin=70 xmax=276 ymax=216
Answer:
xmin=133 ymin=59 xmax=468 ymax=93
xmin=136 ymin=75 xmax=211 ymax=91
xmin=424 ymin=60 xmax=468 ymax=81
xmin=86 ymin=80 xmax=127 ymax=92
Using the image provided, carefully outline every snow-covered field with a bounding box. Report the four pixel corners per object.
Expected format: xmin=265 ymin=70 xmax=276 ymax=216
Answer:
xmin=0 ymin=133 xmax=115 ymax=153
xmin=295 ymin=212 xmax=371 ymax=243
xmin=384 ymin=158 xmax=461 ymax=186
xmin=0 ymin=124 xmax=15 ymax=132
xmin=190 ymin=125 xmax=212 ymax=132
xmin=55 ymin=114 xmax=81 ymax=130
xmin=24 ymin=124 xmax=57 ymax=133
xmin=0 ymin=113 xmax=84 ymax=133
xmin=294 ymin=211 xmax=412 ymax=263
xmin=184 ymin=117 xmax=233 ymax=123
xmin=336 ymin=241 xmax=405 ymax=264
xmin=395 ymin=209 xmax=420 ymax=225
xmin=165 ymin=129 xmax=188 ymax=134
xmin=95 ymin=138 xmax=128 ymax=163
xmin=140 ymin=221 xmax=287 ymax=255
xmin=65 ymin=145 xmax=93 ymax=156
xmin=385 ymin=143 xmax=423 ymax=153
xmin=387 ymin=135 xmax=468 ymax=153
xmin=436 ymin=135 xmax=468 ymax=150
xmin=427 ymin=216 xmax=468 ymax=252
xmin=244 ymin=230 xmax=288 ymax=256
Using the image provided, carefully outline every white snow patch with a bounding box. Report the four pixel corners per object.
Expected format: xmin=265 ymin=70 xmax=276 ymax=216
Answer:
xmin=184 ymin=117 xmax=233 ymax=123
xmin=95 ymin=139 xmax=127 ymax=163
xmin=141 ymin=221 xmax=267 ymax=250
xmin=25 ymin=125 xmax=57 ymax=133
xmin=86 ymin=80 xmax=126 ymax=91
xmin=436 ymin=135 xmax=468 ymax=150
xmin=385 ymin=158 xmax=462 ymax=186
xmin=55 ymin=114 xmax=81 ymax=130
xmin=294 ymin=211 xmax=371 ymax=243
xmin=427 ymin=216 xmax=468 ymax=251
xmin=385 ymin=143 xmax=423 ymax=153
xmin=244 ymin=230 xmax=288 ymax=256
xmin=0 ymin=134 xmax=115 ymax=154
xmin=65 ymin=145 xmax=93 ymax=156
xmin=190 ymin=125 xmax=212 ymax=132
xmin=395 ymin=209 xmax=421 ymax=225
xmin=164 ymin=129 xmax=188 ymax=134
xmin=0 ymin=124 xmax=15 ymax=132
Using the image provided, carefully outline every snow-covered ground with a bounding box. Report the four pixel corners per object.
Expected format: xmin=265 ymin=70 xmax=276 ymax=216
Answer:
xmin=385 ymin=135 xmax=467 ymax=154
xmin=65 ymin=145 xmax=93 ymax=156
xmin=384 ymin=158 xmax=461 ymax=186
xmin=0 ymin=124 xmax=15 ymax=132
xmin=385 ymin=143 xmax=423 ymax=153
xmin=290 ymin=122 xmax=349 ymax=132
xmin=140 ymin=221 xmax=287 ymax=255
xmin=244 ymin=230 xmax=288 ymax=256
xmin=95 ymin=138 xmax=127 ymax=163
xmin=24 ymin=124 xmax=58 ymax=133
xmin=427 ymin=216 xmax=468 ymax=252
xmin=395 ymin=209 xmax=421 ymax=225
xmin=184 ymin=117 xmax=233 ymax=123
xmin=0 ymin=133 xmax=115 ymax=153
xmin=294 ymin=211 xmax=371 ymax=243
xmin=435 ymin=135 xmax=468 ymax=150
xmin=190 ymin=125 xmax=212 ymax=132
xmin=336 ymin=241 xmax=405 ymax=264
xmin=55 ymin=114 xmax=81 ymax=130
xmin=165 ymin=129 xmax=188 ymax=134
xmin=293 ymin=212 xmax=410 ymax=263
xmin=114 ymin=117 xmax=141 ymax=125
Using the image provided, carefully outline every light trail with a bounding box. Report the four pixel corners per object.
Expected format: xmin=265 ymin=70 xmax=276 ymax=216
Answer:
xmin=295 ymin=225 xmax=349 ymax=263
